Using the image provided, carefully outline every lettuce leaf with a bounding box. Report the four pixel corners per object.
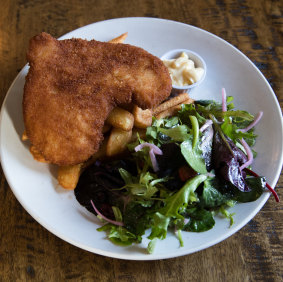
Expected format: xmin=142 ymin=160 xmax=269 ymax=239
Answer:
xmin=161 ymin=174 xmax=207 ymax=219
xmin=147 ymin=175 xmax=207 ymax=251
xmin=221 ymin=116 xmax=257 ymax=147
xmin=119 ymin=168 xmax=168 ymax=199
xmin=158 ymin=125 xmax=190 ymax=142
xmin=97 ymin=224 xmax=138 ymax=246
xmin=178 ymin=103 xmax=206 ymax=126
xmin=148 ymin=212 xmax=170 ymax=240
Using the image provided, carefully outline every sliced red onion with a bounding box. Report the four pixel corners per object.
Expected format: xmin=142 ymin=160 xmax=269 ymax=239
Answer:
xmin=238 ymin=111 xmax=263 ymax=133
xmin=90 ymin=200 xmax=124 ymax=226
xmin=184 ymin=218 xmax=189 ymax=225
xmin=200 ymin=120 xmax=213 ymax=132
xmin=222 ymin=88 xmax=227 ymax=112
xmin=206 ymin=172 xmax=215 ymax=178
xmin=135 ymin=142 xmax=163 ymax=155
xmin=244 ymin=168 xmax=279 ymax=202
xmin=149 ymin=148 xmax=159 ymax=172
xmin=239 ymin=138 xmax=253 ymax=171
xmin=135 ymin=142 xmax=163 ymax=172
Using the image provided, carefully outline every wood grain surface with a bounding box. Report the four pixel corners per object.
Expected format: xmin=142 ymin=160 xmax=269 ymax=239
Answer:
xmin=0 ymin=0 xmax=282 ymax=281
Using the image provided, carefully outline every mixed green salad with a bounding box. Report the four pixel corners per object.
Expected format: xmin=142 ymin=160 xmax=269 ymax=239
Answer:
xmin=75 ymin=90 xmax=278 ymax=253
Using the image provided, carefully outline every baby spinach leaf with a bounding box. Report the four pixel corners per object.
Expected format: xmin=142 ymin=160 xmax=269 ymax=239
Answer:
xmin=200 ymin=178 xmax=229 ymax=208
xmin=181 ymin=138 xmax=207 ymax=174
xmin=232 ymin=177 xmax=266 ymax=202
xmin=183 ymin=207 xmax=215 ymax=232
xmin=123 ymin=202 xmax=151 ymax=236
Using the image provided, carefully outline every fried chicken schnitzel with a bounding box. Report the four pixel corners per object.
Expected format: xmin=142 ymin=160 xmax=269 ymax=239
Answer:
xmin=23 ymin=33 xmax=171 ymax=165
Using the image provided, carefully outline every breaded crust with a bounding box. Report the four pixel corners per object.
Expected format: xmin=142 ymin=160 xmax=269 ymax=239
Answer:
xmin=23 ymin=33 xmax=171 ymax=165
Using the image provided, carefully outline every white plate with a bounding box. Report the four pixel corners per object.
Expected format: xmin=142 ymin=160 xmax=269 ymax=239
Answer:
xmin=1 ymin=17 xmax=282 ymax=260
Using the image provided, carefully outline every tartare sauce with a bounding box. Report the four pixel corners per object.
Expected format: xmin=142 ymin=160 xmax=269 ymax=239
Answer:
xmin=163 ymin=52 xmax=204 ymax=86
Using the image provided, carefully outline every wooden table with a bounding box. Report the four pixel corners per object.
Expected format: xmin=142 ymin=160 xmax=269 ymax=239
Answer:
xmin=1 ymin=0 xmax=282 ymax=281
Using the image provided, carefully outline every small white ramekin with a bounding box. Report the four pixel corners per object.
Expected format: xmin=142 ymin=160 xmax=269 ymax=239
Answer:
xmin=161 ymin=49 xmax=207 ymax=96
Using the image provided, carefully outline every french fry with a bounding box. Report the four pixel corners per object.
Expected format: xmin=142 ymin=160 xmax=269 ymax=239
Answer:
xmin=57 ymin=164 xmax=83 ymax=190
xmin=22 ymin=130 xmax=28 ymax=141
xmin=132 ymin=105 xmax=152 ymax=129
xmin=153 ymin=93 xmax=190 ymax=115
xmin=155 ymin=98 xmax=194 ymax=119
xmin=30 ymin=145 xmax=49 ymax=163
xmin=106 ymin=128 xmax=132 ymax=156
xmin=106 ymin=107 xmax=134 ymax=131
xmin=108 ymin=32 xmax=128 ymax=44
xmin=58 ymin=137 xmax=109 ymax=190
